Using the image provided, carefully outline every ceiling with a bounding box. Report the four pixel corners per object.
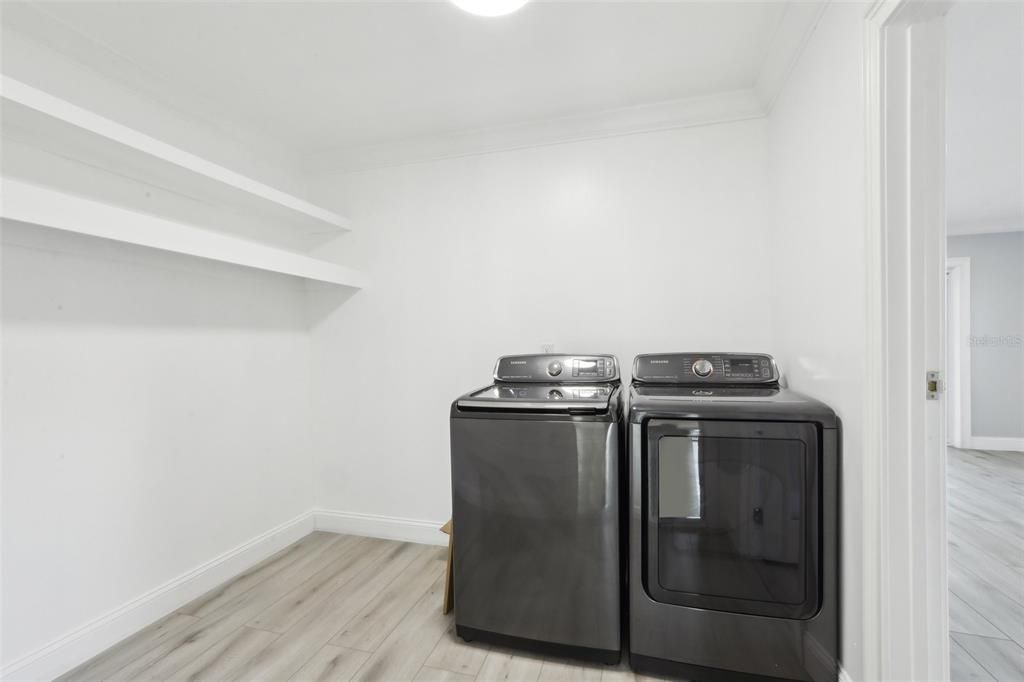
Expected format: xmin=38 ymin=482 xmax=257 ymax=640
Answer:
xmin=946 ymin=0 xmax=1024 ymax=235
xmin=2 ymin=1 xmax=791 ymax=161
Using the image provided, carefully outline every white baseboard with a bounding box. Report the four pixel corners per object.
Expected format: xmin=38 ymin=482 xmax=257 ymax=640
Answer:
xmin=1 ymin=510 xmax=316 ymax=682
xmin=966 ymin=436 xmax=1024 ymax=452
xmin=3 ymin=508 xmax=445 ymax=680
xmin=313 ymin=509 xmax=448 ymax=547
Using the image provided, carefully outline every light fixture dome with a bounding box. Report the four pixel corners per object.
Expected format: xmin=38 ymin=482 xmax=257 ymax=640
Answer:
xmin=450 ymin=0 xmax=528 ymax=17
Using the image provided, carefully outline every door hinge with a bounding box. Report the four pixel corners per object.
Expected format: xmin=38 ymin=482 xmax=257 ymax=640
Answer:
xmin=926 ymin=370 xmax=943 ymax=400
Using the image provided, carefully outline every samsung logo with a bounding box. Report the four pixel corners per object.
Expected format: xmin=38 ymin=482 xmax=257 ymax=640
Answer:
xmin=510 ymin=360 xmax=527 ymax=365
xmin=650 ymin=360 xmax=670 ymax=364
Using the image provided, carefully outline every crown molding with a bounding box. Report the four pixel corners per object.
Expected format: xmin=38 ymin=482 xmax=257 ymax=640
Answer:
xmin=303 ymin=0 xmax=831 ymax=178
xmin=754 ymin=1 xmax=830 ymax=112
xmin=947 ymin=214 xmax=1024 ymax=236
xmin=9 ymin=0 xmax=825 ymax=178
xmin=302 ymin=89 xmax=765 ymax=175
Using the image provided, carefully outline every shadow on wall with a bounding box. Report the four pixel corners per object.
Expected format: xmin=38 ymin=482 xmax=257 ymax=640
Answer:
xmin=305 ymin=281 xmax=361 ymax=327
xmin=1 ymin=220 xmax=326 ymax=330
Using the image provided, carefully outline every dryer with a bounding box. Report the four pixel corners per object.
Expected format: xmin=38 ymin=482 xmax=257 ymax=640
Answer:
xmin=628 ymin=353 xmax=839 ymax=682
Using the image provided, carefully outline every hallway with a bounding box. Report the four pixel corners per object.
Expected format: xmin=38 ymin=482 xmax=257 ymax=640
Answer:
xmin=947 ymin=447 xmax=1024 ymax=680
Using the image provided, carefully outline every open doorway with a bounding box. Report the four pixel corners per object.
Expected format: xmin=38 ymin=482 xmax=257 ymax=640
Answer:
xmin=945 ymin=257 xmax=970 ymax=449
xmin=944 ymin=2 xmax=1024 ymax=679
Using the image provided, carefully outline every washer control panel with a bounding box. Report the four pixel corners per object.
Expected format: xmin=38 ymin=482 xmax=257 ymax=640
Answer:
xmin=633 ymin=353 xmax=778 ymax=384
xmin=494 ymin=354 xmax=619 ymax=383
xmin=692 ymin=358 xmax=714 ymax=377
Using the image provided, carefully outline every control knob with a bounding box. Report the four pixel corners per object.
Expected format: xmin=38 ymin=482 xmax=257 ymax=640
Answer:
xmin=547 ymin=361 xmax=563 ymax=377
xmin=692 ymin=359 xmax=714 ymax=377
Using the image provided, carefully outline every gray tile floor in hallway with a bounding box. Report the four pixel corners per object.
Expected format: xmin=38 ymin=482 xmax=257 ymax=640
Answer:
xmin=948 ymin=447 xmax=1024 ymax=681
xmin=59 ymin=532 xmax=662 ymax=682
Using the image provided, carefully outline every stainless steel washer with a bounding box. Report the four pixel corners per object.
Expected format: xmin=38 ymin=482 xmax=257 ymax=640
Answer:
xmin=450 ymin=354 xmax=623 ymax=664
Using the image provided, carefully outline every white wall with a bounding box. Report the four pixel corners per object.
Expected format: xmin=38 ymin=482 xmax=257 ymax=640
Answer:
xmin=946 ymin=0 xmax=1024 ymax=444
xmin=0 ymin=12 xmax=306 ymax=197
xmin=307 ymin=119 xmax=773 ymax=526
xmin=0 ymin=222 xmax=314 ymax=668
xmin=766 ymin=2 xmax=867 ymax=679
xmin=948 ymin=232 xmax=1024 ymax=439
xmin=945 ymin=1 xmax=1024 ymax=235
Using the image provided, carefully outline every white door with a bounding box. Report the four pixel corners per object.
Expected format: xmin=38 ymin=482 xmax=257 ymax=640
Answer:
xmin=946 ymin=269 xmax=956 ymax=444
xmin=945 ymin=258 xmax=971 ymax=449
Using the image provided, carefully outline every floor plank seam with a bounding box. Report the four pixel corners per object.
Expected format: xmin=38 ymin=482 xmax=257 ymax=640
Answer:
xmin=953 ymin=634 xmax=1024 ymax=682
xmin=947 ymin=448 xmax=1024 ymax=681
xmin=949 ymin=630 xmax=1014 ymax=642
xmin=330 ymin=549 xmax=444 ymax=654
xmin=323 ymin=550 xmax=425 ymax=651
xmin=949 ymin=561 xmax=1024 ymax=610
xmin=246 ymin=624 xmax=286 ymax=635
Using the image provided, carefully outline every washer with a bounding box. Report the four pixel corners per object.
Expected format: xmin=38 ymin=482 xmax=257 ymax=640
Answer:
xmin=628 ymin=353 xmax=839 ymax=682
xmin=450 ymin=354 xmax=623 ymax=664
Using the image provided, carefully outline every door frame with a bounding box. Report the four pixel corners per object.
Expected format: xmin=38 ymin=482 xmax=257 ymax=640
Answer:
xmin=945 ymin=257 xmax=972 ymax=449
xmin=863 ymin=1 xmax=953 ymax=680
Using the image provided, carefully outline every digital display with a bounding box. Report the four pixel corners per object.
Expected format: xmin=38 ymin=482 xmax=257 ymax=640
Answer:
xmin=728 ymin=360 xmax=754 ymax=374
xmin=577 ymin=359 xmax=599 ymax=375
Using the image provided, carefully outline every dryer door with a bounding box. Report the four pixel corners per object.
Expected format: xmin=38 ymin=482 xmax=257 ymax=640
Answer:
xmin=643 ymin=419 xmax=820 ymax=619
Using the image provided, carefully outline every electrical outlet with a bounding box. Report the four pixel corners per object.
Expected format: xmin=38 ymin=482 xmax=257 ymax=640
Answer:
xmin=541 ymin=343 xmax=555 ymax=354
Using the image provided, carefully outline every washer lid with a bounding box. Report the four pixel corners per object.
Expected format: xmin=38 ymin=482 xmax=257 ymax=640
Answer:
xmin=457 ymin=383 xmax=614 ymax=412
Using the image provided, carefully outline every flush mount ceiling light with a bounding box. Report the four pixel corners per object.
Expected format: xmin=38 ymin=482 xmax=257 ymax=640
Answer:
xmin=450 ymin=0 xmax=529 ymax=17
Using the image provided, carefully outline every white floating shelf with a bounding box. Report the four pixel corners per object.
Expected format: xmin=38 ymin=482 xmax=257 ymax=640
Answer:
xmin=1 ymin=179 xmax=366 ymax=288
xmin=0 ymin=75 xmax=350 ymax=234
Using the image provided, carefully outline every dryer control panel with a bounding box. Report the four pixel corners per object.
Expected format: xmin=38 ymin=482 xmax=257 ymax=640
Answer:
xmin=494 ymin=354 xmax=619 ymax=383
xmin=633 ymin=353 xmax=778 ymax=385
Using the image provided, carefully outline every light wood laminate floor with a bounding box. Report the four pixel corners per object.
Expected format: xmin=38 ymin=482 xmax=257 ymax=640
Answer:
xmin=948 ymin=447 xmax=1024 ymax=681
xmin=61 ymin=446 xmax=1022 ymax=682
xmin=59 ymin=533 xmax=664 ymax=682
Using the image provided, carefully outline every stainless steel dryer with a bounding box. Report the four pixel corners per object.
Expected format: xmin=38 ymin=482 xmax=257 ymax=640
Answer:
xmin=628 ymin=353 xmax=839 ymax=682
xmin=450 ymin=354 xmax=623 ymax=664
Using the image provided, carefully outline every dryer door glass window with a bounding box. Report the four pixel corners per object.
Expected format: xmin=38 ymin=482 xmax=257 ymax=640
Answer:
xmin=644 ymin=420 xmax=820 ymax=619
